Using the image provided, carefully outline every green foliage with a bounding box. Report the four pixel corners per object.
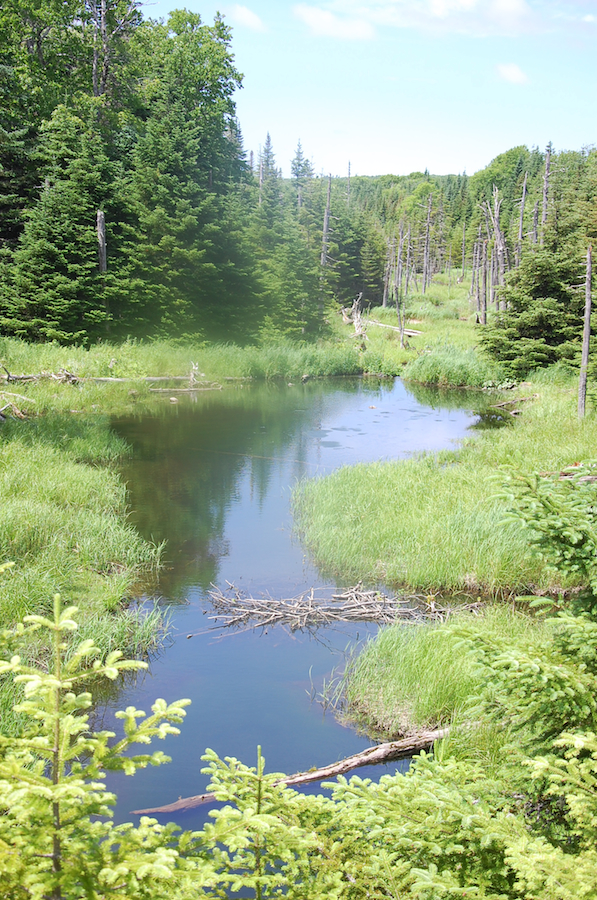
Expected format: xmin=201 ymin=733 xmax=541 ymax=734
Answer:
xmin=0 ymin=594 xmax=197 ymax=898
xmin=338 ymin=606 xmax=549 ymax=741
xmin=403 ymin=343 xmax=506 ymax=387
xmin=481 ymin=249 xmax=587 ymax=378
xmin=4 ymin=559 xmax=597 ymax=896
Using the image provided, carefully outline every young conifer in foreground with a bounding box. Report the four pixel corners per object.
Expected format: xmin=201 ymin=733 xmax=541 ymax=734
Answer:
xmin=0 ymin=583 xmax=200 ymax=899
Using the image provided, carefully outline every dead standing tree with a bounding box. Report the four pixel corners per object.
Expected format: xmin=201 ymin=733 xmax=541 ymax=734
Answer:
xmin=341 ymin=293 xmax=367 ymax=346
xmin=422 ymin=193 xmax=433 ymax=293
xmin=516 ymin=171 xmax=528 ymax=267
xmin=480 ymin=186 xmax=510 ymax=312
xmin=579 ymin=246 xmax=593 ymax=419
xmin=319 ymin=173 xmax=332 ymax=319
xmin=541 ymin=142 xmax=552 ymax=245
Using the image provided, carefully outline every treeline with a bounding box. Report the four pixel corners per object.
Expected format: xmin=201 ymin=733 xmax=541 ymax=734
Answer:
xmin=0 ymin=3 xmax=320 ymax=343
xmin=2 ymin=2 xmax=596 ymax=352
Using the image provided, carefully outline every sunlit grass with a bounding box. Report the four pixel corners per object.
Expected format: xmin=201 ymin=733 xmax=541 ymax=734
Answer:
xmin=340 ymin=606 xmax=551 ymax=740
xmin=293 ymin=383 xmax=595 ymax=593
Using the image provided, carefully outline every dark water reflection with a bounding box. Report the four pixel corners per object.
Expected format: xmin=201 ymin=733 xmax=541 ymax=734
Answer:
xmin=103 ymin=378 xmax=490 ymax=826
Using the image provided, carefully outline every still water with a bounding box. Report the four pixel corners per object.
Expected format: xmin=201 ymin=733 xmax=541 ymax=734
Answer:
xmin=103 ymin=377 xmax=488 ymax=827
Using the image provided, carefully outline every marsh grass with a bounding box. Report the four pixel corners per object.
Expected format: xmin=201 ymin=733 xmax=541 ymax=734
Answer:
xmin=401 ymin=344 xmax=507 ymax=388
xmin=0 ymin=336 xmax=362 ymax=385
xmin=293 ymin=384 xmax=597 ymax=593
xmin=339 ymin=606 xmax=551 ymax=741
xmin=0 ymin=411 xmax=162 ymax=660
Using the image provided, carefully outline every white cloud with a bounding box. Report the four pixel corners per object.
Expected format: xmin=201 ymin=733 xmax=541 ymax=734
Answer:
xmin=429 ymin=0 xmax=479 ymax=18
xmin=228 ymin=4 xmax=266 ymax=32
xmin=322 ymin=0 xmax=538 ymax=35
xmin=583 ymin=13 xmax=596 ymax=21
xmin=294 ymin=4 xmax=376 ymax=39
xmin=497 ymin=62 xmax=529 ymax=83
xmin=489 ymin=0 xmax=531 ymax=28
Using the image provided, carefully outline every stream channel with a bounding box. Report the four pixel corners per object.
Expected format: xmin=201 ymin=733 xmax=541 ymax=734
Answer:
xmin=102 ymin=376 xmax=497 ymax=828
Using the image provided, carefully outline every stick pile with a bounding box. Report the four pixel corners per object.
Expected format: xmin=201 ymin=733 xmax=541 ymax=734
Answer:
xmin=197 ymin=583 xmax=483 ymax=633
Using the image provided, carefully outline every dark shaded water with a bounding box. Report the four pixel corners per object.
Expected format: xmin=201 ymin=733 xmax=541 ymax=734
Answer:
xmin=103 ymin=378 xmax=489 ymax=827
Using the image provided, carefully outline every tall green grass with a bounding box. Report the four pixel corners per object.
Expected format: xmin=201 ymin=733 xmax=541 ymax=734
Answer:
xmin=402 ymin=344 xmax=507 ymax=388
xmin=340 ymin=606 xmax=550 ymax=740
xmin=0 ymin=336 xmax=362 ymax=383
xmin=0 ymin=416 xmax=161 ymax=644
xmin=293 ymin=384 xmax=597 ymax=594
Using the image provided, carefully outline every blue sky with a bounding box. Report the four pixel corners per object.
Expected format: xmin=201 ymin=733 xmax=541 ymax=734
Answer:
xmin=141 ymin=0 xmax=597 ymax=177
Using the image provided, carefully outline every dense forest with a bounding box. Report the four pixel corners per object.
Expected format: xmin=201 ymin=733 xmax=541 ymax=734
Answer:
xmin=2 ymin=1 xmax=596 ymax=359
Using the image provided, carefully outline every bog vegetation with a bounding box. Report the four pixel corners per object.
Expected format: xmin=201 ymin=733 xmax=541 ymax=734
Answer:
xmin=3 ymin=1 xmax=597 ymax=897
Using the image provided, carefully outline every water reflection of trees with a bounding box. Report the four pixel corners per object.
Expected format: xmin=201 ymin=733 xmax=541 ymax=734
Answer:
xmin=403 ymin=381 xmax=508 ymax=426
xmin=112 ymin=382 xmax=365 ymax=598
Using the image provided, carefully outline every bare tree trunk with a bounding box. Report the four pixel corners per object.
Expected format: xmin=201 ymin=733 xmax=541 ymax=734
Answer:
xmin=516 ymin=171 xmax=528 ymax=267
xmin=347 ymin=161 xmax=351 ymax=207
xmin=480 ymin=240 xmax=487 ymax=325
xmin=532 ymin=201 xmax=539 ymax=244
xmin=320 ymin=174 xmax=331 ymax=268
xmin=579 ymin=245 xmax=592 ymax=419
xmin=404 ymin=228 xmax=412 ymax=296
xmin=541 ymin=142 xmax=551 ymax=244
xmin=461 ymin=221 xmax=466 ymax=280
xmin=382 ymin=237 xmax=395 ymax=309
xmin=97 ymin=210 xmax=107 ymax=273
xmin=258 ymin=160 xmax=263 ymax=206
xmin=470 ymin=240 xmax=478 ymax=298
xmin=319 ymin=174 xmax=332 ymax=318
xmin=97 ymin=209 xmax=109 ymax=330
xmin=397 ymin=223 xmax=405 ymax=294
xmin=393 ymin=260 xmax=406 ymax=348
xmin=422 ymin=194 xmax=432 ymax=293
xmin=489 ymin=246 xmax=495 ymax=310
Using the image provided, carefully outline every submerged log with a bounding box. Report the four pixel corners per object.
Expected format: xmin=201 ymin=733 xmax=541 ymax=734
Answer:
xmin=130 ymin=728 xmax=449 ymax=815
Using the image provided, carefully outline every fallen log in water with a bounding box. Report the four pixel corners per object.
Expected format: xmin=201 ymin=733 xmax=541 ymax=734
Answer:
xmin=187 ymin=584 xmax=483 ymax=635
xmin=149 ymin=384 xmax=222 ymax=393
xmin=130 ymin=727 xmax=449 ymax=815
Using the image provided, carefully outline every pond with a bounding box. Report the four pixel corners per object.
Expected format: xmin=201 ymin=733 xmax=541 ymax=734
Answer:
xmin=102 ymin=377 xmax=491 ymax=827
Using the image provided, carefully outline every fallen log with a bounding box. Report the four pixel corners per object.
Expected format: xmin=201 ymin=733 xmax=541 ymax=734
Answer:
xmin=367 ymin=319 xmax=422 ymax=337
xmin=149 ymin=384 xmax=222 ymax=393
xmin=0 ymin=371 xmax=205 ymax=385
xmin=92 ymin=376 xmax=190 ymax=383
xmin=489 ymin=395 xmax=537 ymax=409
xmin=130 ymin=727 xmax=449 ymax=815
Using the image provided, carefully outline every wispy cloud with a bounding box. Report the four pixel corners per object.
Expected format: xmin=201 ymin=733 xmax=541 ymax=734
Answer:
xmin=228 ymin=4 xmax=267 ymax=32
xmin=309 ymin=0 xmax=562 ymax=36
xmin=497 ymin=61 xmax=529 ymax=83
xmin=294 ymin=4 xmax=376 ymax=39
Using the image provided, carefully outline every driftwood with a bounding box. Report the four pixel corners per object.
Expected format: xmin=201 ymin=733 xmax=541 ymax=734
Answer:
xmin=0 ymin=365 xmax=209 ymax=387
xmin=130 ymin=727 xmax=449 ymax=815
xmin=341 ymin=294 xmax=367 ymax=342
xmin=185 ymin=584 xmax=484 ymax=637
xmin=489 ymin=395 xmax=538 ymax=417
xmin=149 ymin=383 xmax=222 ymax=393
xmin=367 ymin=319 xmax=422 ymax=337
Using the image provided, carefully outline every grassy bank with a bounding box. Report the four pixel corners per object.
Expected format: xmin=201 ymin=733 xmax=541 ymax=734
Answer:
xmin=293 ymin=373 xmax=593 ymax=595
xmin=337 ymin=606 xmax=552 ymax=741
xmin=0 ymin=414 xmax=162 ymax=634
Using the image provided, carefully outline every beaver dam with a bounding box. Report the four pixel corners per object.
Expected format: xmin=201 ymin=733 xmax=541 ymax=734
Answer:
xmin=189 ymin=583 xmax=484 ymax=635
